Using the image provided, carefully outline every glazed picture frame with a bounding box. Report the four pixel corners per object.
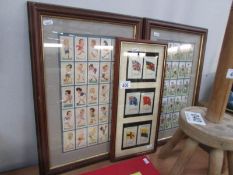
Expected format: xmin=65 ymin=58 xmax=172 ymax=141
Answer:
xmin=143 ymin=18 xmax=207 ymax=143
xmin=28 ymin=2 xmax=143 ymax=174
xmin=110 ymin=38 xmax=167 ymax=161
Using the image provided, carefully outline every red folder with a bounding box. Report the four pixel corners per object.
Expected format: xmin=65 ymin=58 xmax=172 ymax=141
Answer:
xmin=80 ymin=156 xmax=160 ymax=175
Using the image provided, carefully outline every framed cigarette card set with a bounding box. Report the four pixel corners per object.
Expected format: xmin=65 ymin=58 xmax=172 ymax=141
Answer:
xmin=28 ymin=2 xmax=142 ymax=174
xmin=227 ymin=85 xmax=233 ymax=114
xmin=143 ymin=19 xmax=207 ymax=142
xmin=110 ymin=38 xmax=167 ymax=161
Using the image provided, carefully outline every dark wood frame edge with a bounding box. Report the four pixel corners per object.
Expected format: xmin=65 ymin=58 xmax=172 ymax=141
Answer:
xmin=110 ymin=37 xmax=167 ymax=161
xmin=27 ymin=1 xmax=143 ymax=175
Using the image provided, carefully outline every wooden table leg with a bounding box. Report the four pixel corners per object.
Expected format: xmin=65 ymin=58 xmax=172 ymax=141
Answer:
xmin=208 ymin=149 xmax=224 ymax=175
xmin=228 ymin=151 xmax=233 ymax=175
xmin=158 ymin=128 xmax=186 ymax=159
xmin=168 ymin=138 xmax=198 ymax=175
xmin=221 ymin=151 xmax=228 ymax=175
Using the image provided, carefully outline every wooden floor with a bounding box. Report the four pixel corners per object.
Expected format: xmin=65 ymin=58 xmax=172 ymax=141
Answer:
xmin=1 ymin=142 xmax=210 ymax=175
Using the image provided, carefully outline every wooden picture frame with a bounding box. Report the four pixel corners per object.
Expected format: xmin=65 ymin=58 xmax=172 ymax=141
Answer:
xmin=143 ymin=18 xmax=207 ymax=143
xmin=27 ymin=2 xmax=143 ymax=174
xmin=110 ymin=38 xmax=167 ymax=161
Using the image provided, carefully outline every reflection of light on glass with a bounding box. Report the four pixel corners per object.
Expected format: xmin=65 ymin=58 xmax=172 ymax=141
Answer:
xmin=47 ymin=37 xmax=60 ymax=41
xmin=52 ymin=31 xmax=63 ymax=35
xmin=123 ymin=52 xmax=145 ymax=57
xmin=94 ymin=45 xmax=113 ymax=50
xmin=139 ymin=53 xmax=146 ymax=57
xmin=180 ymin=44 xmax=192 ymax=51
xmin=168 ymin=47 xmax=178 ymax=53
xmin=168 ymin=44 xmax=192 ymax=53
xmin=44 ymin=43 xmax=63 ymax=47
xmin=123 ymin=52 xmax=137 ymax=57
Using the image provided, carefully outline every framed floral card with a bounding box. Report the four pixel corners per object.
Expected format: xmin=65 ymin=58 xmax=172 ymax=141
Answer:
xmin=110 ymin=38 xmax=167 ymax=161
xmin=143 ymin=18 xmax=207 ymax=143
xmin=28 ymin=2 xmax=143 ymax=174
xmin=226 ymin=85 xmax=233 ymax=113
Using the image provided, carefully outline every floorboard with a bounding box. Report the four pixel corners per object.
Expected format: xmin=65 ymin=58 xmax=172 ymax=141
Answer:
xmin=1 ymin=141 xmax=209 ymax=175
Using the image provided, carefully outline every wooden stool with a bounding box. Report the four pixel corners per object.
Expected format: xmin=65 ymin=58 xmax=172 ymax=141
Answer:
xmin=158 ymin=106 xmax=233 ymax=175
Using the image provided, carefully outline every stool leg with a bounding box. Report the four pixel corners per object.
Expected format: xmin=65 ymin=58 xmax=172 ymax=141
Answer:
xmin=158 ymin=128 xmax=186 ymax=159
xmin=221 ymin=151 xmax=228 ymax=175
xmin=168 ymin=138 xmax=198 ymax=175
xmin=208 ymin=149 xmax=224 ymax=175
xmin=228 ymin=151 xmax=233 ymax=175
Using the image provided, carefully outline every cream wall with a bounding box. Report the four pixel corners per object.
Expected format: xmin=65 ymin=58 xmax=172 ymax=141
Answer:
xmin=0 ymin=0 xmax=232 ymax=172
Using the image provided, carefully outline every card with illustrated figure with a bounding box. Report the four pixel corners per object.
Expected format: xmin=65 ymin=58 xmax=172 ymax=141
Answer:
xmin=139 ymin=91 xmax=155 ymax=114
xmin=137 ymin=123 xmax=151 ymax=145
xmin=172 ymin=112 xmax=179 ymax=128
xmin=127 ymin=56 xmax=143 ymax=80
xmin=185 ymin=62 xmax=192 ymax=77
xmin=75 ymin=107 xmax=87 ymax=128
xmin=167 ymin=43 xmax=173 ymax=61
xmin=124 ymin=91 xmax=141 ymax=116
xmin=176 ymin=79 xmax=183 ymax=96
xmin=88 ymin=37 xmax=100 ymax=61
xmin=88 ymin=62 xmax=99 ymax=84
xmin=174 ymin=96 xmax=182 ymax=112
xmin=98 ymin=124 xmax=109 ymax=143
xmin=60 ymin=35 xmax=74 ymax=61
xmin=165 ymin=62 xmax=171 ymax=79
xmin=75 ymin=62 xmax=87 ymax=84
xmin=182 ymin=79 xmax=190 ymax=95
xmin=88 ymin=126 xmax=98 ymax=146
xmin=142 ymin=53 xmax=159 ymax=80
xmin=161 ymin=97 xmax=168 ymax=114
xmin=87 ymin=85 xmax=99 ymax=105
xmin=62 ymin=109 xmax=75 ymax=131
xmin=169 ymin=80 xmax=177 ymax=96
xmin=75 ymin=85 xmax=87 ymax=106
xmin=122 ymin=125 xmax=137 ymax=149
xmin=61 ymin=86 xmax=74 ymax=109
xmin=163 ymin=80 xmax=169 ymax=97
xmin=87 ymin=106 xmax=98 ymax=126
xmin=100 ymin=62 xmax=111 ymax=83
xmin=178 ymin=62 xmax=186 ymax=78
xmin=99 ymin=84 xmax=110 ymax=104
xmin=76 ymin=128 xmax=87 ymax=149
xmin=75 ymin=36 xmax=87 ymax=61
xmin=63 ymin=130 xmax=75 ymax=152
xmin=164 ymin=113 xmax=172 ymax=130
xmin=170 ymin=62 xmax=178 ymax=79
xmin=99 ymin=105 xmax=109 ymax=123
xmin=60 ymin=62 xmax=74 ymax=85
xmin=101 ymin=38 xmax=112 ymax=60
xmin=159 ymin=114 xmax=166 ymax=131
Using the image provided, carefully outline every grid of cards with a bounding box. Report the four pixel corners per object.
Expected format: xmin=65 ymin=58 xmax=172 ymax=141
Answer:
xmin=59 ymin=34 xmax=114 ymax=152
xmin=159 ymin=42 xmax=194 ymax=131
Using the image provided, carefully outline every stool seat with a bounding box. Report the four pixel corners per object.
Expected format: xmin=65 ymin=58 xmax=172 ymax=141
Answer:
xmin=180 ymin=106 xmax=233 ymax=151
xmin=158 ymin=106 xmax=233 ymax=175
